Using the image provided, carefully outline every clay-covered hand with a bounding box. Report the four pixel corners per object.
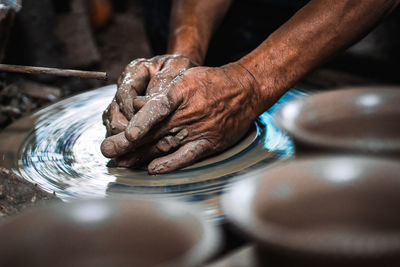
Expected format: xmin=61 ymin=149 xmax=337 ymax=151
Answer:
xmin=102 ymin=54 xmax=197 ymax=137
xmin=101 ymin=63 xmax=269 ymax=174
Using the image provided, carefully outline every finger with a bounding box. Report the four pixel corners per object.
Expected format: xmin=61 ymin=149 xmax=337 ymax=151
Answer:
xmin=114 ymin=148 xmax=153 ymax=168
xmin=148 ymin=139 xmax=213 ymax=174
xmin=146 ymin=72 xmax=174 ymax=95
xmin=102 ymin=99 xmax=114 ymax=126
xmin=114 ymin=141 xmax=162 ymax=168
xmin=103 ymin=102 xmax=113 ymax=137
xmin=125 ymin=90 xmax=182 ymax=143
xmin=115 ymin=129 xmax=189 ymax=167
xmin=116 ymin=60 xmax=150 ymax=120
xmin=104 ymin=119 xmax=112 ymax=137
xmin=146 ymin=57 xmax=190 ymax=95
xmin=101 ymin=132 xmax=133 ymax=158
xmin=131 ymin=59 xmax=190 ymax=109
xmin=132 ymin=95 xmax=150 ymax=110
xmin=103 ymin=114 xmax=180 ymax=158
xmin=107 ymin=101 xmax=129 ymax=135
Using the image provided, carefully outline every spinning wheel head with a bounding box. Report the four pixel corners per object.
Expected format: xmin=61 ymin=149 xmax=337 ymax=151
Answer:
xmin=0 ymin=85 xmax=306 ymax=220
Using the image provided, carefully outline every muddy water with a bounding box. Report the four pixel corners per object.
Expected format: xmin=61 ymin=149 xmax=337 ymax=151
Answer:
xmin=0 ymin=85 xmax=306 ymax=220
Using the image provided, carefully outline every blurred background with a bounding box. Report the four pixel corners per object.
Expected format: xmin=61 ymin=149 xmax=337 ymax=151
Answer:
xmin=0 ymin=2 xmax=400 ymax=266
xmin=1 ymin=0 xmax=400 ymax=130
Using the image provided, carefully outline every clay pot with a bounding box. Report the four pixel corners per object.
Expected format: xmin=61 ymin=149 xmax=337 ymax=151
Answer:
xmin=274 ymin=87 xmax=400 ymax=156
xmin=222 ymin=156 xmax=400 ymax=266
xmin=0 ymin=198 xmax=220 ymax=267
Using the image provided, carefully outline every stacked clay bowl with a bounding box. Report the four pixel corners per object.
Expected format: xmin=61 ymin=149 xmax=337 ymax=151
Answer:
xmin=223 ymin=87 xmax=400 ymax=266
xmin=223 ymin=156 xmax=400 ymax=266
xmin=274 ymin=87 xmax=400 ymax=155
xmin=0 ymin=198 xmax=221 ymax=267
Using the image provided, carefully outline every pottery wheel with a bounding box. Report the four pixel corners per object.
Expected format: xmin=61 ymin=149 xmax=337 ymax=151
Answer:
xmin=0 ymin=85 xmax=306 ymax=220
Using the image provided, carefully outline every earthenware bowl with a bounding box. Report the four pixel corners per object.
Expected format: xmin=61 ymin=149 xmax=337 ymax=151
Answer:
xmin=274 ymin=87 xmax=400 ymax=155
xmin=0 ymin=198 xmax=221 ymax=267
xmin=222 ymin=156 xmax=400 ymax=265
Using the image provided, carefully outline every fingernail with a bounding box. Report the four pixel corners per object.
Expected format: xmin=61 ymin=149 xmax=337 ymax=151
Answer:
xmin=148 ymin=161 xmax=166 ymax=175
xmin=126 ymin=126 xmax=141 ymax=142
xmin=101 ymin=139 xmax=116 ymax=158
xmin=176 ymin=128 xmax=188 ymax=140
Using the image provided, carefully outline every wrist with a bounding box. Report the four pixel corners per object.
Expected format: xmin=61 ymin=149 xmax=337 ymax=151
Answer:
xmin=167 ymin=25 xmax=205 ymax=66
xmin=236 ymin=38 xmax=300 ymax=112
xmin=221 ymin=62 xmax=267 ymax=119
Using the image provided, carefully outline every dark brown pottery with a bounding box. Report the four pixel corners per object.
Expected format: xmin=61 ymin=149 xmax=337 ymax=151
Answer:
xmin=222 ymin=156 xmax=400 ymax=266
xmin=0 ymin=198 xmax=221 ymax=267
xmin=274 ymin=87 xmax=400 ymax=156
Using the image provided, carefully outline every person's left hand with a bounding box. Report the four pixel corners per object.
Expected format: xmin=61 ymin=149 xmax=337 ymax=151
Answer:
xmin=102 ymin=55 xmax=197 ymax=137
xmin=100 ymin=63 xmax=275 ymax=174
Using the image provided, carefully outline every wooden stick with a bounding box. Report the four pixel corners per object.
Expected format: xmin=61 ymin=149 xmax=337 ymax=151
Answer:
xmin=0 ymin=64 xmax=108 ymax=80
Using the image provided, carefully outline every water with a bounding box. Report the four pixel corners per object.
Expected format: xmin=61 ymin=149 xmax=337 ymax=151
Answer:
xmin=0 ymin=85 xmax=306 ymax=219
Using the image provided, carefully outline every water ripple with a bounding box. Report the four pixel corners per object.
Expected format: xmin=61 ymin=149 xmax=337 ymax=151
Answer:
xmin=3 ymin=85 xmax=307 ymax=218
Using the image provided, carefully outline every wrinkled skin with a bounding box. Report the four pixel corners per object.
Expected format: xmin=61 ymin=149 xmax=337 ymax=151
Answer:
xmin=101 ymin=0 xmax=400 ymax=174
xmin=101 ymin=63 xmax=268 ymax=174
xmin=102 ymin=55 xmax=196 ymax=137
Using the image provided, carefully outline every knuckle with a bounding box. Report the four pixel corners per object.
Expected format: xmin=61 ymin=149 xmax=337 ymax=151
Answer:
xmin=166 ymin=135 xmax=180 ymax=148
xmin=151 ymin=94 xmax=171 ymax=116
xmin=152 ymin=55 xmax=164 ymax=62
xmin=102 ymin=108 xmax=109 ymax=119
xmin=121 ymin=72 xmax=134 ymax=85
xmin=102 ymin=114 xmax=108 ymax=124
xmin=178 ymin=56 xmax=191 ymax=66
xmin=125 ymin=124 xmax=144 ymax=142
xmin=128 ymin=58 xmax=146 ymax=67
xmin=116 ymin=86 xmax=130 ymax=102
xmin=116 ymin=136 xmax=131 ymax=151
xmin=109 ymin=101 xmax=118 ymax=110
xmin=176 ymin=128 xmax=189 ymax=141
xmin=156 ymin=138 xmax=171 ymax=153
xmin=195 ymin=138 xmax=213 ymax=152
xmin=115 ymin=91 xmax=123 ymax=103
xmin=166 ymin=85 xmax=183 ymax=106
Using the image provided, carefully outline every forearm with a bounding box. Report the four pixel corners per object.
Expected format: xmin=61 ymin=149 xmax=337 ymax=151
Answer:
xmin=238 ymin=0 xmax=400 ymax=113
xmin=167 ymin=0 xmax=232 ymax=65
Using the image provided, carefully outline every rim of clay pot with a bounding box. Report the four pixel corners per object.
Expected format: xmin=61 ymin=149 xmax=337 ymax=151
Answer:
xmin=0 ymin=198 xmax=221 ymax=267
xmin=274 ymin=86 xmax=400 ymax=154
xmin=222 ymin=156 xmax=400 ymax=258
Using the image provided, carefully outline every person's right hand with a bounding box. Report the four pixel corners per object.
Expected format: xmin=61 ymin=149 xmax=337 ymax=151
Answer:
xmin=102 ymin=54 xmax=197 ymax=137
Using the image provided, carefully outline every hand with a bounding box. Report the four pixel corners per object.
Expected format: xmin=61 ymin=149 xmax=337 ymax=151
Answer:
xmin=102 ymin=54 xmax=197 ymax=137
xmin=101 ymin=63 xmax=271 ymax=174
